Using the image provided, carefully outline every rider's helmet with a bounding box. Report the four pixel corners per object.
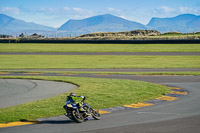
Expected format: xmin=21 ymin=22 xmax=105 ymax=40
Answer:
xmin=69 ymin=92 xmax=76 ymax=97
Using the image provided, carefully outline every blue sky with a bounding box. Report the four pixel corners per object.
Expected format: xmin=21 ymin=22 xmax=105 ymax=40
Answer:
xmin=0 ymin=0 xmax=200 ymax=28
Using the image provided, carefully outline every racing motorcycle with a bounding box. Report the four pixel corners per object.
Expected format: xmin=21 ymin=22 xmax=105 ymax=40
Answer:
xmin=63 ymin=98 xmax=101 ymax=123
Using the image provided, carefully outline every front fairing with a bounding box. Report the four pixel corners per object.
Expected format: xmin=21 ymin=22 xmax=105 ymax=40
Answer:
xmin=66 ymin=103 xmax=78 ymax=109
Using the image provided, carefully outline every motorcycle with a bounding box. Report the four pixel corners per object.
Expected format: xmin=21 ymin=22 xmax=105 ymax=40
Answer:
xmin=63 ymin=98 xmax=101 ymax=123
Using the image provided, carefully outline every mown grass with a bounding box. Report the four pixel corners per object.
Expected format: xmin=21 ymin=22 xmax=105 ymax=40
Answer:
xmin=0 ymin=55 xmax=199 ymax=69
xmin=0 ymin=76 xmax=170 ymax=123
xmin=1 ymin=70 xmax=200 ymax=76
xmin=0 ymin=43 xmax=200 ymax=52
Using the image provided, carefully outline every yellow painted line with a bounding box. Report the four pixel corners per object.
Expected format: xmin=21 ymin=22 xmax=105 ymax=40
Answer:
xmin=98 ymin=110 xmax=112 ymax=114
xmin=0 ymin=121 xmax=39 ymax=128
xmin=170 ymin=87 xmax=182 ymax=90
xmin=0 ymin=72 xmax=9 ymax=74
xmin=171 ymin=91 xmax=188 ymax=95
xmin=124 ymin=102 xmax=154 ymax=108
xmin=24 ymin=72 xmax=42 ymax=75
xmin=156 ymin=96 xmax=178 ymax=101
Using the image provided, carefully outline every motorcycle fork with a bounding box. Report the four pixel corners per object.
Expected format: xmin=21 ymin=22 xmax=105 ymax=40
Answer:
xmin=75 ymin=108 xmax=80 ymax=114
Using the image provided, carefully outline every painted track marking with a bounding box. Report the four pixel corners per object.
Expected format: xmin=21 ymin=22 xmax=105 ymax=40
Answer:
xmin=171 ymin=91 xmax=188 ymax=95
xmin=99 ymin=110 xmax=112 ymax=114
xmin=0 ymin=120 xmax=39 ymax=128
xmin=156 ymin=96 xmax=178 ymax=101
xmin=124 ymin=103 xmax=155 ymax=108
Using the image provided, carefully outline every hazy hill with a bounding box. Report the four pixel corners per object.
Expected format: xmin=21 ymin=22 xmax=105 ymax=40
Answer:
xmin=0 ymin=14 xmax=55 ymax=35
xmin=58 ymin=14 xmax=147 ymax=34
xmin=1 ymin=13 xmax=200 ymax=36
xmin=147 ymin=14 xmax=200 ymax=33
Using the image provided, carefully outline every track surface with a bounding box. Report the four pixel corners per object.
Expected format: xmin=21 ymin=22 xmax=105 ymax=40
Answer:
xmin=0 ymin=79 xmax=77 ymax=108
xmin=0 ymin=74 xmax=200 ymax=133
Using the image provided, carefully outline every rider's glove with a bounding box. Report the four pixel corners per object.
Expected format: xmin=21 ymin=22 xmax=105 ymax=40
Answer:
xmin=80 ymin=96 xmax=84 ymax=98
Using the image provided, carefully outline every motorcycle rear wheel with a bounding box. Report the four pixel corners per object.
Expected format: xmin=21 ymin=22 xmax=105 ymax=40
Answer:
xmin=72 ymin=110 xmax=84 ymax=123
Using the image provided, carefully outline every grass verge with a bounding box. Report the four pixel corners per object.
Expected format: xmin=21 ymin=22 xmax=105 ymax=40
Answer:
xmin=0 ymin=55 xmax=199 ymax=69
xmin=1 ymin=43 xmax=200 ymax=52
xmin=1 ymin=70 xmax=200 ymax=76
xmin=0 ymin=76 xmax=170 ymax=123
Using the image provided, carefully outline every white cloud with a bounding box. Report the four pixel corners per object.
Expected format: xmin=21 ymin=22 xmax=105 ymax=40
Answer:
xmin=107 ymin=8 xmax=121 ymax=13
xmin=63 ymin=7 xmax=70 ymax=11
xmin=179 ymin=7 xmax=197 ymax=14
xmin=0 ymin=7 xmax=20 ymax=14
xmin=63 ymin=7 xmax=92 ymax=14
xmin=156 ymin=6 xmax=175 ymax=14
xmin=63 ymin=7 xmax=94 ymax=16
xmin=72 ymin=8 xmax=83 ymax=12
xmin=156 ymin=6 xmax=198 ymax=15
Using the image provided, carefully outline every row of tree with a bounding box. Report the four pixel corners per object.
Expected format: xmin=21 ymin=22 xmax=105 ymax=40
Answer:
xmin=0 ymin=34 xmax=12 ymax=38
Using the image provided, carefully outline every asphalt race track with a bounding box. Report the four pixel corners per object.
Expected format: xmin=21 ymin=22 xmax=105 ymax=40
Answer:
xmin=0 ymin=79 xmax=77 ymax=108
xmin=0 ymin=74 xmax=200 ymax=133
xmin=0 ymin=51 xmax=200 ymax=133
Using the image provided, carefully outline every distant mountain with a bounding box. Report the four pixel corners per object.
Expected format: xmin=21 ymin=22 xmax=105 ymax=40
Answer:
xmin=1 ymin=13 xmax=200 ymax=36
xmin=0 ymin=14 xmax=56 ymax=35
xmin=147 ymin=14 xmax=200 ymax=33
xmin=58 ymin=14 xmax=147 ymax=35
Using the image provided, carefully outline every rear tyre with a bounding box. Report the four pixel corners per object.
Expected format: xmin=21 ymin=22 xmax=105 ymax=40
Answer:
xmin=71 ymin=110 xmax=84 ymax=123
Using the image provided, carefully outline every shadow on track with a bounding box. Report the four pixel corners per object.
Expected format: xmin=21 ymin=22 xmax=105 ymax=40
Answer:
xmin=20 ymin=118 xmax=96 ymax=125
xmin=20 ymin=119 xmax=74 ymax=124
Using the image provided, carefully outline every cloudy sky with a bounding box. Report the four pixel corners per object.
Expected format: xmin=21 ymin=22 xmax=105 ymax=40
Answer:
xmin=0 ymin=0 xmax=200 ymax=28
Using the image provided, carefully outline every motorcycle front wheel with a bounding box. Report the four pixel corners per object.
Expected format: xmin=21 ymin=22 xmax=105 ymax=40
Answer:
xmin=91 ymin=109 xmax=101 ymax=120
xmin=71 ymin=110 xmax=84 ymax=123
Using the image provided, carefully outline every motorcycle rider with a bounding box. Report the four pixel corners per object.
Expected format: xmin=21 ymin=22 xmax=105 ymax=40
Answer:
xmin=64 ymin=92 xmax=90 ymax=116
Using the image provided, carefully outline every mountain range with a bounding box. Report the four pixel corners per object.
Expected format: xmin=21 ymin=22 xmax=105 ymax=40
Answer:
xmin=58 ymin=14 xmax=146 ymax=34
xmin=147 ymin=14 xmax=200 ymax=33
xmin=0 ymin=13 xmax=200 ymax=36
xmin=0 ymin=14 xmax=56 ymax=35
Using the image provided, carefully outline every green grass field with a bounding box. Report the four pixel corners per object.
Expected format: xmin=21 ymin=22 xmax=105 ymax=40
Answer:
xmin=0 ymin=76 xmax=170 ymax=123
xmin=0 ymin=55 xmax=199 ymax=69
xmin=1 ymin=43 xmax=200 ymax=52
